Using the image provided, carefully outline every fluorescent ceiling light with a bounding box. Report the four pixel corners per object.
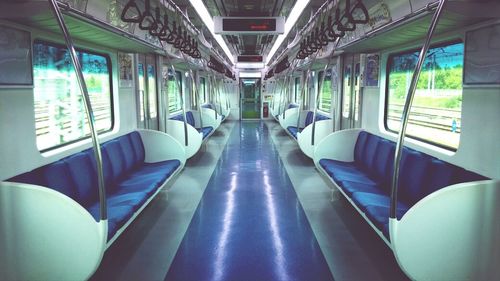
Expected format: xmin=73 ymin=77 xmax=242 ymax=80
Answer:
xmin=236 ymin=62 xmax=265 ymax=69
xmin=189 ymin=0 xmax=234 ymax=64
xmin=239 ymin=72 xmax=262 ymax=78
xmin=265 ymin=0 xmax=310 ymax=65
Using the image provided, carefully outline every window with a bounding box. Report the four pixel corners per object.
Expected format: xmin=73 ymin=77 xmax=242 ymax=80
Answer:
xmin=33 ymin=40 xmax=113 ymax=151
xmin=386 ymin=41 xmax=464 ymax=150
xmin=318 ymin=69 xmax=332 ymax=112
xmin=200 ymin=77 xmax=206 ymax=104
xmin=164 ymin=67 xmax=182 ymax=113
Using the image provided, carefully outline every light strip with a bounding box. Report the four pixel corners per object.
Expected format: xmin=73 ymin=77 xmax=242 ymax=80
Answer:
xmin=189 ymin=0 xmax=234 ymax=64
xmin=236 ymin=62 xmax=265 ymax=69
xmin=265 ymin=0 xmax=310 ymax=65
xmin=239 ymin=72 xmax=262 ymax=78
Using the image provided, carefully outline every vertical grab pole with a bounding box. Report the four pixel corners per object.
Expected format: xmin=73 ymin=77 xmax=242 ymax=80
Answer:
xmin=169 ymin=63 xmax=189 ymax=146
xmin=390 ymin=0 xmax=447 ymax=219
xmin=47 ymin=0 xmax=107 ymax=221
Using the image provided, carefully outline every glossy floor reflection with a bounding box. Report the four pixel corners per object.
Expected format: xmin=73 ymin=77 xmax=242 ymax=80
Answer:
xmin=165 ymin=121 xmax=333 ymax=281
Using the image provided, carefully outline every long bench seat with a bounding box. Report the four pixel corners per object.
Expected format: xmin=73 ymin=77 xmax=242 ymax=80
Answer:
xmin=8 ymin=130 xmax=185 ymax=242
xmin=315 ymin=130 xmax=488 ymax=241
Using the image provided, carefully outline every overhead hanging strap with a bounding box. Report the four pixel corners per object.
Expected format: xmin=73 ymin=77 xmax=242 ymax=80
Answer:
xmin=47 ymin=0 xmax=107 ymax=221
xmin=390 ymin=0 xmax=448 ymax=219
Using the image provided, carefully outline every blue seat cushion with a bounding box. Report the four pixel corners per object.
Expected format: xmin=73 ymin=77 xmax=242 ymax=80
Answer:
xmin=186 ymin=111 xmax=195 ymax=127
xmin=65 ymin=151 xmax=98 ymax=207
xmin=42 ymin=161 xmax=78 ymax=202
xmin=351 ymin=192 xmax=409 ymax=213
xmin=319 ymin=159 xmax=358 ymax=177
xmin=198 ymin=127 xmax=213 ymax=139
xmin=319 ymin=159 xmax=377 ymax=185
xmin=116 ymin=159 xmax=181 ymax=196
xmin=304 ymin=111 xmax=314 ymax=127
xmin=169 ymin=114 xmax=184 ymax=121
xmin=364 ymin=205 xmax=408 ymax=237
xmin=287 ymin=126 xmax=299 ymax=139
xmin=87 ymin=199 xmax=135 ymax=240
xmin=129 ymin=131 xmax=145 ymax=165
xmin=337 ymin=181 xmax=385 ymax=197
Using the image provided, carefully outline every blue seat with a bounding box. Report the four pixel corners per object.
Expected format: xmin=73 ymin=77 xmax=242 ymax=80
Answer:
xmin=286 ymin=111 xmax=314 ymax=139
xmin=8 ymin=131 xmax=181 ymax=241
xmin=198 ymin=127 xmax=214 ymax=139
xmin=287 ymin=126 xmax=299 ymax=139
xmin=319 ymin=130 xmax=489 ymax=239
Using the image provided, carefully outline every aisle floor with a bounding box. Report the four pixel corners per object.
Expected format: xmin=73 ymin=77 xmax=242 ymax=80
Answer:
xmin=165 ymin=121 xmax=333 ymax=281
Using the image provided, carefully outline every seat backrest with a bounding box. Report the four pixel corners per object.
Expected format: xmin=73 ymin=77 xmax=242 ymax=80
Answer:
xmin=7 ymin=131 xmax=146 ymax=208
xmin=354 ymin=131 xmax=489 ymax=206
xmin=185 ymin=111 xmax=195 ymax=127
xmin=304 ymin=111 xmax=314 ymax=127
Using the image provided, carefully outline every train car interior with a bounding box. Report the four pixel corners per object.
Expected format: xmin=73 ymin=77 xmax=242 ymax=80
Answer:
xmin=0 ymin=0 xmax=499 ymax=280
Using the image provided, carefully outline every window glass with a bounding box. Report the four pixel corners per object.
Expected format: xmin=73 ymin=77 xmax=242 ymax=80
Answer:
xmin=147 ymin=64 xmax=157 ymax=118
xmin=318 ymin=69 xmax=332 ymax=112
xmin=163 ymin=67 xmax=182 ymax=113
xmin=138 ymin=63 xmax=145 ymax=121
xmin=33 ymin=40 xmax=112 ymax=151
xmin=386 ymin=41 xmax=464 ymax=149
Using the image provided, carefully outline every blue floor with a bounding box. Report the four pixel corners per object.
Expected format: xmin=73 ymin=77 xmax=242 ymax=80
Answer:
xmin=165 ymin=121 xmax=333 ymax=281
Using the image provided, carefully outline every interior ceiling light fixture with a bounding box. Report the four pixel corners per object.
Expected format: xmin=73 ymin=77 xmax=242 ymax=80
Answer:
xmin=189 ymin=0 xmax=235 ymax=64
xmin=239 ymin=72 xmax=262 ymax=78
xmin=265 ymin=0 xmax=311 ymax=65
xmin=236 ymin=62 xmax=265 ymax=69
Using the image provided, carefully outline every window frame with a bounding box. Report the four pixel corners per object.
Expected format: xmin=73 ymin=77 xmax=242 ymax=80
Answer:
xmin=33 ymin=39 xmax=114 ymax=153
xmin=383 ymin=39 xmax=464 ymax=151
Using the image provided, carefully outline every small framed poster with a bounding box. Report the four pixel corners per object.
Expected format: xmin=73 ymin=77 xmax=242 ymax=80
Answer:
xmin=0 ymin=25 xmax=33 ymax=86
xmin=364 ymin=53 xmax=380 ymax=87
xmin=118 ymin=53 xmax=133 ymax=87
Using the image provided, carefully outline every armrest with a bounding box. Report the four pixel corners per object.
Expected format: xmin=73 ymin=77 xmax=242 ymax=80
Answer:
xmin=313 ymin=128 xmax=363 ymax=166
xmin=0 ymin=182 xmax=106 ymax=280
xmin=297 ymin=119 xmax=335 ymax=159
xmin=201 ymin=108 xmax=221 ymax=130
xmin=278 ymin=107 xmax=299 ymax=128
xmin=391 ymin=179 xmax=500 ymax=280
xmin=165 ymin=121 xmax=202 ymax=159
xmin=138 ymin=129 xmax=187 ymax=166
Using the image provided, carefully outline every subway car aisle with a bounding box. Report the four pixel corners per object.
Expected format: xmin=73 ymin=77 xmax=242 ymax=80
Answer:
xmin=165 ymin=121 xmax=333 ymax=281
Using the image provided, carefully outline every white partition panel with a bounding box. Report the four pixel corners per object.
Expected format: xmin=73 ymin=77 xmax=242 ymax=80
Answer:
xmin=313 ymin=129 xmax=363 ymax=166
xmin=0 ymin=182 xmax=107 ymax=281
xmin=278 ymin=108 xmax=299 ymax=128
xmin=201 ymin=108 xmax=222 ymax=130
xmin=297 ymin=120 xmax=335 ymax=159
xmin=138 ymin=129 xmax=187 ymax=166
xmin=166 ymin=120 xmax=202 ymax=159
xmin=390 ymin=180 xmax=500 ymax=281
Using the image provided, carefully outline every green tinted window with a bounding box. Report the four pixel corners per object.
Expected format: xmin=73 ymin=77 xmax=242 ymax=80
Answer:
xmin=386 ymin=41 xmax=464 ymax=149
